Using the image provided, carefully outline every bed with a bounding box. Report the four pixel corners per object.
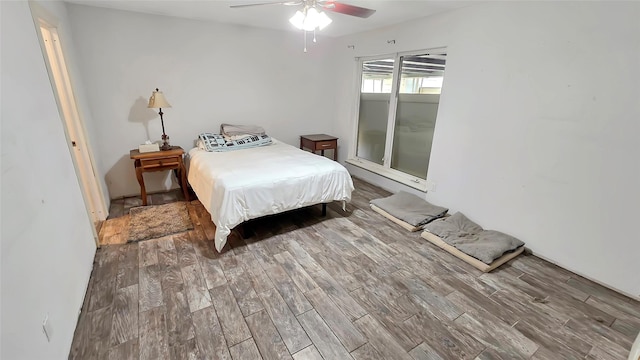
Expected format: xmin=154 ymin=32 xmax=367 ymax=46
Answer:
xmin=187 ymin=139 xmax=354 ymax=251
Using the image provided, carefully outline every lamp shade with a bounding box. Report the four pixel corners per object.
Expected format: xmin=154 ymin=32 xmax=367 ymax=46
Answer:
xmin=148 ymin=88 xmax=171 ymax=108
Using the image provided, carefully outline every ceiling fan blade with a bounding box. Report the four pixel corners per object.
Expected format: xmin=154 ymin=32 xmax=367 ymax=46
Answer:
xmin=320 ymin=1 xmax=376 ymax=18
xmin=230 ymin=1 xmax=301 ymax=8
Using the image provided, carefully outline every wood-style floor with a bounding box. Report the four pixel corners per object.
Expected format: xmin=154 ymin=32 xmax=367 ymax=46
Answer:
xmin=70 ymin=178 xmax=640 ymax=359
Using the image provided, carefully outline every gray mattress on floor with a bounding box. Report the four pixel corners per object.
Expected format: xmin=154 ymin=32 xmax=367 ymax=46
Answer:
xmin=424 ymin=212 xmax=524 ymax=264
xmin=370 ymin=191 xmax=448 ymax=227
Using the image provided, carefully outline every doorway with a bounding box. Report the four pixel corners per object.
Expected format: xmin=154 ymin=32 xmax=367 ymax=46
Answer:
xmin=30 ymin=3 xmax=108 ymax=245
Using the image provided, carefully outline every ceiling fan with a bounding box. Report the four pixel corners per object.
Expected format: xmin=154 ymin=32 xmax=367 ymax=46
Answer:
xmin=230 ymin=1 xmax=376 ymax=51
xmin=230 ymin=1 xmax=376 ymax=19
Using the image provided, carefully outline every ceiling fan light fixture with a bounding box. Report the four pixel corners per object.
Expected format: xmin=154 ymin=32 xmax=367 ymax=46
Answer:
xmin=288 ymin=7 xmax=332 ymax=31
xmin=304 ymin=7 xmax=320 ymax=31
xmin=317 ymin=11 xmax=332 ymax=30
xmin=289 ymin=10 xmax=305 ymax=29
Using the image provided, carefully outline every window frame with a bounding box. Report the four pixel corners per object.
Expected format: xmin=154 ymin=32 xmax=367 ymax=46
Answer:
xmin=347 ymin=47 xmax=446 ymax=191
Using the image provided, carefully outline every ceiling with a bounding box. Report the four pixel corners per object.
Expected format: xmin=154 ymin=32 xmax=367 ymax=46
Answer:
xmin=65 ymin=1 xmax=475 ymax=37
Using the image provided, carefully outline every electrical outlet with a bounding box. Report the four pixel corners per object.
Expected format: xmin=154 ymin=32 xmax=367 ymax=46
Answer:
xmin=426 ymin=180 xmax=437 ymax=192
xmin=42 ymin=314 xmax=52 ymax=342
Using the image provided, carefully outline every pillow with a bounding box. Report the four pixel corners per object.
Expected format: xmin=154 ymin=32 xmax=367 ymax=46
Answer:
xmin=198 ymin=133 xmax=227 ymax=151
xmin=223 ymin=134 xmax=253 ymax=142
xmin=220 ymin=124 xmax=265 ymax=137
xmin=198 ymin=132 xmax=272 ymax=152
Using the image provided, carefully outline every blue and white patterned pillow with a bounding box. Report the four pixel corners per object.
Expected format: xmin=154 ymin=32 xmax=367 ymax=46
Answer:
xmin=198 ymin=133 xmax=272 ymax=152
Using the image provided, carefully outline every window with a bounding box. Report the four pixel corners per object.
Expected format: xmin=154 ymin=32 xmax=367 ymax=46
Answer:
xmin=349 ymin=49 xmax=446 ymax=191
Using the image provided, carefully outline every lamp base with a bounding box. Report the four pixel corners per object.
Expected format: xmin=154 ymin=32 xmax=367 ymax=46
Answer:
xmin=161 ymin=134 xmax=171 ymax=151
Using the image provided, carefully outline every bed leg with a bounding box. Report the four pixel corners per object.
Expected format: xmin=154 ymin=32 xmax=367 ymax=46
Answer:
xmin=321 ymin=203 xmax=327 ymax=217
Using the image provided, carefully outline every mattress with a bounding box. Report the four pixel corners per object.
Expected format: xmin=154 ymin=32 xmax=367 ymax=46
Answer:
xmin=422 ymin=212 xmax=525 ymax=272
xmin=369 ymin=191 xmax=448 ymax=230
xmin=370 ymin=204 xmax=422 ymax=232
xmin=421 ymin=231 xmax=524 ymax=273
xmin=187 ymin=139 xmax=354 ymax=251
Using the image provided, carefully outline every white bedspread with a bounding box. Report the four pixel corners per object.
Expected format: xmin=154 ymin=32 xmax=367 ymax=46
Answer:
xmin=187 ymin=140 xmax=354 ymax=251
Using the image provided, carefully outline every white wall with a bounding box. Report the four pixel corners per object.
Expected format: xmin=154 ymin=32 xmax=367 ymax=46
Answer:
xmin=332 ymin=2 xmax=640 ymax=297
xmin=0 ymin=1 xmax=97 ymax=358
xmin=66 ymin=4 xmax=337 ymax=198
xmin=31 ymin=0 xmax=111 ymax=213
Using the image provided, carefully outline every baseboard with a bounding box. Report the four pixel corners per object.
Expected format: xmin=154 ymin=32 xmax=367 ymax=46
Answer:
xmin=529 ymin=250 xmax=639 ymax=302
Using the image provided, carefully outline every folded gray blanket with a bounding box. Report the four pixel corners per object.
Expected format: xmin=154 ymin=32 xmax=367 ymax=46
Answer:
xmin=425 ymin=212 xmax=524 ymax=264
xmin=220 ymin=123 xmax=266 ymax=137
xmin=370 ymin=191 xmax=448 ymax=227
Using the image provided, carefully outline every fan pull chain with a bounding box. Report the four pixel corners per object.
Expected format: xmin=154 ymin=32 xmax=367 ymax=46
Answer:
xmin=313 ymin=29 xmax=317 ymax=43
xmin=303 ymin=30 xmax=307 ymax=53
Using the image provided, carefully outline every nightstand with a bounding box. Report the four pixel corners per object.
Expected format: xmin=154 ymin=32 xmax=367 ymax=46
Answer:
xmin=129 ymin=146 xmax=189 ymax=205
xmin=300 ymin=134 xmax=338 ymax=161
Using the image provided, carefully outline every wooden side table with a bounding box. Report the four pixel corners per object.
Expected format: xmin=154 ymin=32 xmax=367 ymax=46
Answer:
xmin=129 ymin=146 xmax=189 ymax=205
xmin=300 ymin=134 xmax=338 ymax=161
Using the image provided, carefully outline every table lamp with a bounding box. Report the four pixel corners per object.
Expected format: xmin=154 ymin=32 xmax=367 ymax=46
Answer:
xmin=148 ymin=88 xmax=172 ymax=150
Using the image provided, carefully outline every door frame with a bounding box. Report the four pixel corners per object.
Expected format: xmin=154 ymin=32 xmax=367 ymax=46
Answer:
xmin=29 ymin=1 xmax=108 ymax=246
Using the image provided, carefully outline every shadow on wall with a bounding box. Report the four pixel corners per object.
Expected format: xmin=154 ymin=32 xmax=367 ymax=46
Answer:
xmin=128 ymin=96 xmax=157 ymax=142
xmin=105 ymin=154 xmax=140 ymax=199
xmin=106 ymin=154 xmax=181 ymax=200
